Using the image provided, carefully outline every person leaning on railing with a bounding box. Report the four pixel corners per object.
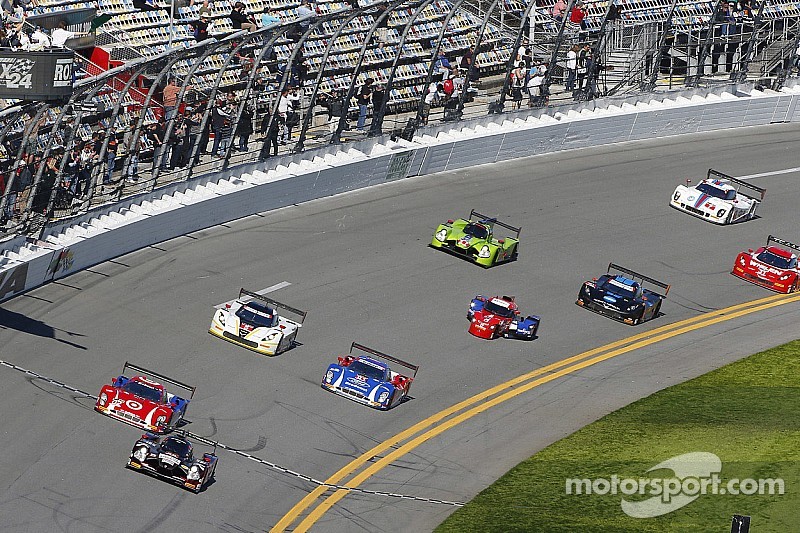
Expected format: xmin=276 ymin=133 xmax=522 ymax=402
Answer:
xmin=51 ymin=20 xmax=88 ymax=48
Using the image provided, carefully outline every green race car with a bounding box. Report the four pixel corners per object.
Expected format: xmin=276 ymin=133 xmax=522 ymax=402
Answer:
xmin=430 ymin=210 xmax=521 ymax=267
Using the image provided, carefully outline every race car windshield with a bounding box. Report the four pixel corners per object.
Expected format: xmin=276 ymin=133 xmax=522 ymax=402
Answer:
xmin=236 ymin=305 xmax=278 ymax=327
xmin=161 ymin=438 xmax=191 ymax=458
xmin=756 ymin=250 xmax=796 ymax=269
xmin=484 ymin=300 xmax=515 ymax=317
xmin=122 ymin=381 xmax=163 ymax=403
xmin=348 ymin=360 xmax=387 ymax=381
xmin=603 ymin=278 xmax=639 ymax=297
xmin=696 ymin=183 xmax=729 ymax=200
xmin=463 ymin=223 xmax=488 ymax=239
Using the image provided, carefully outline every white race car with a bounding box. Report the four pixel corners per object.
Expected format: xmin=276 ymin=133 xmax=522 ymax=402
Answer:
xmin=209 ymin=288 xmax=306 ymax=356
xmin=669 ymin=169 xmax=765 ymax=225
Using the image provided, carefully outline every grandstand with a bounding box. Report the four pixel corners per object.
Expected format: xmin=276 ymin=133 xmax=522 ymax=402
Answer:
xmin=1 ymin=0 xmax=799 ymax=241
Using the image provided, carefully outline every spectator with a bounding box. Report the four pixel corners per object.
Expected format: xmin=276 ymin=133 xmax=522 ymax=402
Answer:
xmin=565 ymin=44 xmax=579 ymax=91
xmin=210 ymin=100 xmax=232 ymax=155
xmin=262 ymin=110 xmax=280 ymax=157
xmin=162 ymin=78 xmax=185 ymax=120
xmin=122 ymin=128 xmax=142 ymax=181
xmin=147 ymin=122 xmax=167 ymax=170
xmin=189 ymin=13 xmax=210 ymax=42
xmin=355 ymin=78 xmax=373 ymax=131
xmin=373 ymin=2 xmax=389 ymax=43
xmin=133 ymin=0 xmax=161 ymax=12
xmin=26 ymin=25 xmax=50 ymax=50
xmin=717 ymin=1 xmax=737 ymax=36
xmin=552 ymin=0 xmax=567 ymax=21
xmin=296 ymin=0 xmax=316 ymax=29
xmin=509 ymin=62 xmax=525 ymax=110
xmin=235 ymin=105 xmax=253 ymax=152
xmin=576 ymin=43 xmax=591 ymax=90
xmin=51 ymin=20 xmax=87 ymax=47
xmin=322 ymin=90 xmax=345 ymax=135
xmin=168 ymin=114 xmax=189 ymax=168
xmin=103 ymin=130 xmax=118 ymax=185
xmin=420 ymin=81 xmax=439 ymax=125
xmin=261 ymin=7 xmax=281 ymax=26
xmin=76 ymin=142 xmax=97 ymax=196
xmin=569 ymin=1 xmax=588 ymax=31
xmin=229 ymin=2 xmax=257 ymax=32
xmin=369 ymin=84 xmax=385 ymax=135
xmin=434 ymin=51 xmax=451 ymax=81
xmin=607 ymin=0 xmax=624 ymax=23
xmin=184 ymin=107 xmax=204 ymax=165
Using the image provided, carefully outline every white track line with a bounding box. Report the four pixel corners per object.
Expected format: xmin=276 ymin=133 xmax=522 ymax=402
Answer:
xmin=736 ymin=167 xmax=800 ymax=180
xmin=214 ymin=281 xmax=292 ymax=309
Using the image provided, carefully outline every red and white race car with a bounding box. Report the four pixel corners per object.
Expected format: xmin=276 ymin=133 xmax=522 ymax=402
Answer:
xmin=467 ymin=295 xmax=540 ymax=340
xmin=731 ymin=235 xmax=800 ymax=293
xmin=95 ymin=362 xmax=195 ymax=433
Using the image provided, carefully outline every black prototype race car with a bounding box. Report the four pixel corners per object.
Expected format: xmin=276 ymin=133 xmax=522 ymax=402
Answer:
xmin=576 ymin=263 xmax=671 ymax=325
xmin=126 ymin=432 xmax=218 ymax=493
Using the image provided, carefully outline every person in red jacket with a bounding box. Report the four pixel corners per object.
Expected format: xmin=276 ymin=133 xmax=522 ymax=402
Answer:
xmin=570 ymin=1 xmax=588 ymax=30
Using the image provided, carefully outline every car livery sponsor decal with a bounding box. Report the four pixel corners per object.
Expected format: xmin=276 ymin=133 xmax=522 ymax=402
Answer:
xmin=126 ymin=400 xmax=143 ymax=410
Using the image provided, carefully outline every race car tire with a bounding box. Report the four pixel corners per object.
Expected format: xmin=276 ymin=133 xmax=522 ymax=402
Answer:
xmin=653 ymin=300 xmax=662 ymax=318
xmin=510 ymin=246 xmax=518 ymax=262
xmin=726 ymin=210 xmax=734 ymax=225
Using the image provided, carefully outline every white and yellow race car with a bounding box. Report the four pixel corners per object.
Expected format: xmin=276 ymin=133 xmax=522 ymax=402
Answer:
xmin=209 ymin=288 xmax=306 ymax=356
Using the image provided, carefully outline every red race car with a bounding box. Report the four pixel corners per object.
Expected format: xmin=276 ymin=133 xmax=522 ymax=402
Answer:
xmin=732 ymin=235 xmax=800 ymax=293
xmin=95 ymin=362 xmax=195 ymax=433
xmin=467 ymin=295 xmax=540 ymax=340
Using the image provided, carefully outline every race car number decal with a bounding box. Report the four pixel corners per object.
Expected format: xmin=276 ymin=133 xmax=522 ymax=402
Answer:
xmin=126 ymin=400 xmax=143 ymax=410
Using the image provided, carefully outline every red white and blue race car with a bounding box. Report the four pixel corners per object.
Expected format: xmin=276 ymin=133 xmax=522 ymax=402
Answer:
xmin=669 ymin=168 xmax=766 ymax=225
xmin=127 ymin=431 xmax=218 ymax=493
xmin=95 ymin=362 xmax=195 ymax=433
xmin=467 ymin=295 xmax=540 ymax=340
xmin=321 ymin=343 xmax=417 ymax=410
xmin=731 ymin=235 xmax=800 ymax=293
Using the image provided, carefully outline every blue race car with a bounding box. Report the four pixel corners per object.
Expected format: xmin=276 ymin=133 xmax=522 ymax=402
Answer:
xmin=321 ymin=343 xmax=418 ymax=410
xmin=576 ymin=263 xmax=670 ymax=325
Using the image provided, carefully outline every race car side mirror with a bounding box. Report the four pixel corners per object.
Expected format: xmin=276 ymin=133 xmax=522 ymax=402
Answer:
xmin=748 ymin=249 xmax=753 ymax=253
xmin=498 ymin=239 xmax=505 ymax=244
xmin=447 ymin=219 xmax=454 ymax=224
xmin=686 ymin=179 xmax=692 ymax=186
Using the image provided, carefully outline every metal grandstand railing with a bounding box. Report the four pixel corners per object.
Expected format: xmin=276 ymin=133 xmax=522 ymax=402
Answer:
xmin=2 ymin=0 xmax=800 ymax=242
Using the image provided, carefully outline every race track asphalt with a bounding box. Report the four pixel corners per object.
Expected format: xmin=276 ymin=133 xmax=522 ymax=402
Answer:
xmin=1 ymin=122 xmax=800 ymax=533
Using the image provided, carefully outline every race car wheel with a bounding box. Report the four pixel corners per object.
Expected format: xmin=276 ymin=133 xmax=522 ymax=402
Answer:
xmin=653 ymin=301 xmax=662 ymax=318
xmin=510 ymin=246 xmax=518 ymax=262
xmin=726 ymin=210 xmax=734 ymax=225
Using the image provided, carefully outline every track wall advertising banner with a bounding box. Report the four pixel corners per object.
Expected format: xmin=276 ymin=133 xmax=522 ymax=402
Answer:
xmin=0 ymin=51 xmax=75 ymax=102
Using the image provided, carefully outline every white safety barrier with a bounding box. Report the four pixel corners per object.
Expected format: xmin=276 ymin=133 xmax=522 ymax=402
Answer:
xmin=2 ymin=81 xmax=799 ymax=302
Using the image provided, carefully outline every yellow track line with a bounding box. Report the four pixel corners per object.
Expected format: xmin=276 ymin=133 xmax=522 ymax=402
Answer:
xmin=273 ymin=292 xmax=797 ymax=532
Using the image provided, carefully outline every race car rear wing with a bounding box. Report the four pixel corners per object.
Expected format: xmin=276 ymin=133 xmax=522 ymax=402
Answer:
xmin=238 ymin=288 xmax=308 ymax=324
xmin=607 ymin=263 xmax=671 ymax=298
xmin=707 ymin=169 xmax=766 ymax=201
xmin=350 ymin=342 xmax=419 ymax=378
xmin=122 ymin=362 xmax=196 ymax=399
xmin=469 ymin=209 xmax=521 ymax=238
xmin=767 ymin=235 xmax=800 ymax=252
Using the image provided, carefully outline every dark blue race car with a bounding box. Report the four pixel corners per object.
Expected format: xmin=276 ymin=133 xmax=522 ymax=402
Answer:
xmin=321 ymin=343 xmax=418 ymax=410
xmin=576 ymin=263 xmax=670 ymax=325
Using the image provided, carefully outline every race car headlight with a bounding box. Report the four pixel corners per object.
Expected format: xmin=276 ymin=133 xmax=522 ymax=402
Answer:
xmin=99 ymin=392 xmax=108 ymax=406
xmin=435 ymin=229 xmax=447 ymax=242
xmin=325 ymin=370 xmax=334 ymax=383
xmin=478 ymin=245 xmax=491 ymax=258
xmin=187 ymin=465 xmax=202 ymax=480
xmin=218 ymin=312 xmax=225 ymax=326
xmin=780 ymin=272 xmax=793 ymax=280
xmin=133 ymin=446 xmax=148 ymax=462
xmin=156 ymin=415 xmax=167 ymax=427
xmin=673 ymin=191 xmax=681 ymax=201
xmin=716 ymin=209 xmax=726 ymax=218
xmin=378 ymin=391 xmax=390 ymax=403
xmin=739 ymin=256 xmax=746 ymax=266
xmin=264 ymin=332 xmax=280 ymax=341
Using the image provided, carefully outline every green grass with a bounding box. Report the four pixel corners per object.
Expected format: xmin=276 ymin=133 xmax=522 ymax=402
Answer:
xmin=436 ymin=341 xmax=800 ymax=532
